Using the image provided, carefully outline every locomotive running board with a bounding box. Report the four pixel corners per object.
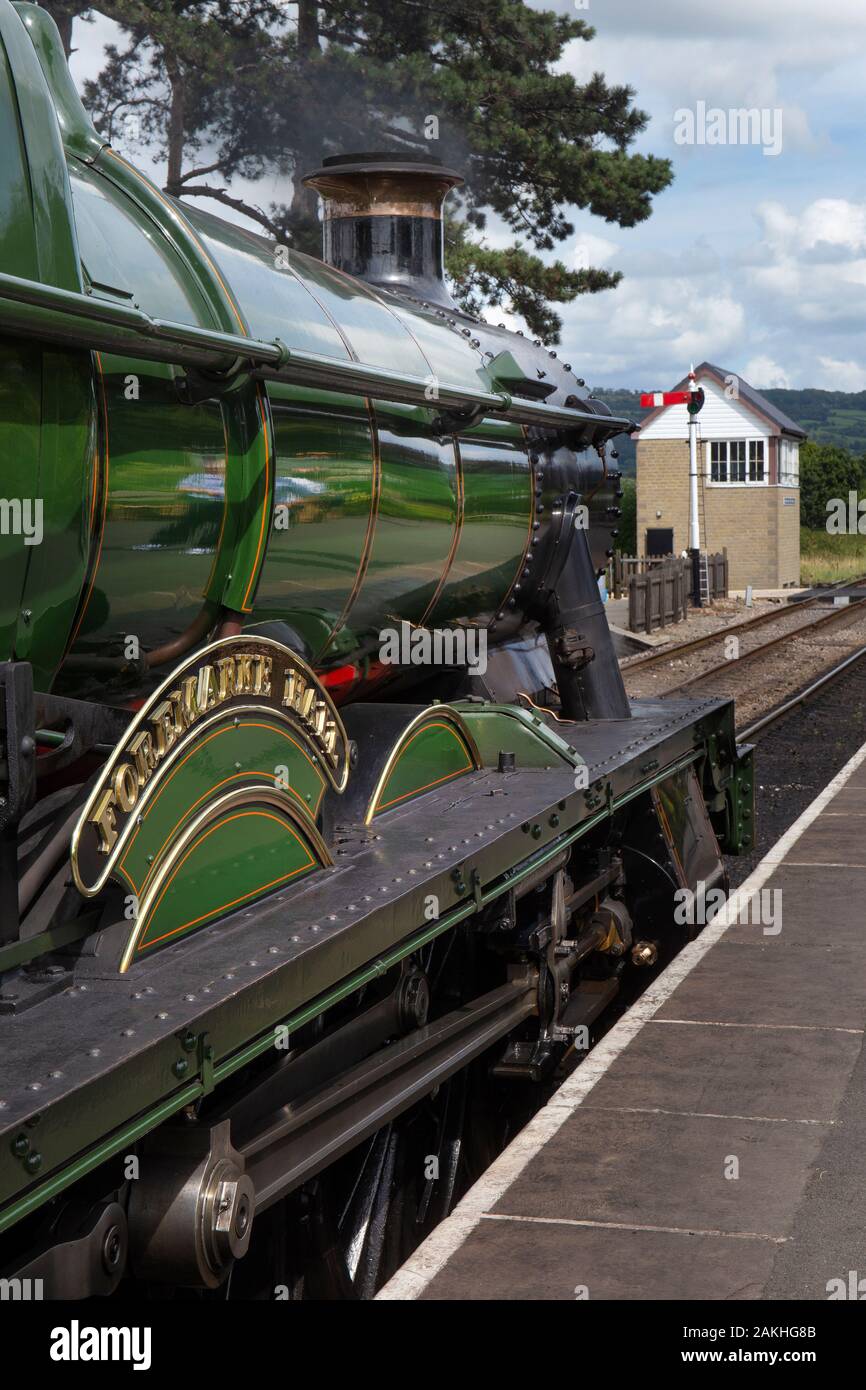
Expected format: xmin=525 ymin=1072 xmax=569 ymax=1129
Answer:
xmin=0 ymin=695 xmax=744 ymax=1231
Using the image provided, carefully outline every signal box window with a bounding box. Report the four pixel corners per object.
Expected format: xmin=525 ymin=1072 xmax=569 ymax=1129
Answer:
xmin=709 ymin=439 xmax=768 ymax=485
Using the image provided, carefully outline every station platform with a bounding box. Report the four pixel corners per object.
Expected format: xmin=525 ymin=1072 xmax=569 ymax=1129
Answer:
xmin=379 ymin=739 xmax=866 ymax=1302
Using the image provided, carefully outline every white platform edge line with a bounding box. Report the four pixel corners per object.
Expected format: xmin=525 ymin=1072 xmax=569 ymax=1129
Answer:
xmin=479 ymin=1212 xmax=788 ymax=1243
xmin=375 ymin=736 xmax=866 ymax=1300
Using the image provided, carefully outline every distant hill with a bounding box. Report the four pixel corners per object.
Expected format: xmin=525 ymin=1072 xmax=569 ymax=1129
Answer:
xmin=592 ymin=387 xmax=866 ymax=477
xmin=760 ymin=389 xmax=866 ymax=454
xmin=591 ymin=390 xmax=644 ymax=475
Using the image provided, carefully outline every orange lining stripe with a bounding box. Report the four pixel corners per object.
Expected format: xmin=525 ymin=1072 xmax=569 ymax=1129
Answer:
xmin=419 ymin=436 xmax=465 ymax=627
xmin=241 ymin=387 xmax=273 ymax=611
xmin=375 ymin=722 xmax=473 ymax=813
xmin=140 ymin=809 xmax=316 ymax=951
xmin=205 ymin=411 xmax=231 ymax=594
xmin=653 ymin=786 xmax=686 ymax=884
xmin=114 ymin=860 xmax=138 ymax=893
xmin=65 ymin=351 xmax=110 ymax=653
xmin=84 ymin=377 xmax=100 ymax=537
xmin=131 ymin=767 xmax=316 ymax=899
xmin=377 ymin=764 xmax=471 ymax=813
xmin=318 ymin=396 xmax=382 ymax=657
xmin=120 ymin=719 xmax=322 ymax=878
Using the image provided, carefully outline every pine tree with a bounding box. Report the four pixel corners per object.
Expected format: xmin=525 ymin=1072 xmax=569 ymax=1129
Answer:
xmin=41 ymin=0 xmax=672 ymax=342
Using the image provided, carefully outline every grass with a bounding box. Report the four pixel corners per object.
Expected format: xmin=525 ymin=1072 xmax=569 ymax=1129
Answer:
xmin=800 ymin=528 xmax=866 ymax=584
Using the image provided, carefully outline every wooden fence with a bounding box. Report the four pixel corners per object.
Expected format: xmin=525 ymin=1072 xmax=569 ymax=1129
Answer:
xmin=627 ymin=559 xmax=689 ymax=633
xmin=609 ymin=552 xmax=671 ymax=599
xmin=703 ymin=551 xmax=729 ymax=601
xmin=609 ymin=550 xmax=728 ymax=603
xmin=622 ymin=551 xmax=729 ymax=634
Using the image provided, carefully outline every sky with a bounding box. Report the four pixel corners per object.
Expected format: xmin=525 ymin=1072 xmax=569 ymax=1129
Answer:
xmin=66 ymin=0 xmax=866 ymax=391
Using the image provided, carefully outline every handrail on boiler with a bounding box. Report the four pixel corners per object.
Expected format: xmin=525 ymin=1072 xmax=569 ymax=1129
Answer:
xmin=0 ymin=269 xmax=635 ymax=442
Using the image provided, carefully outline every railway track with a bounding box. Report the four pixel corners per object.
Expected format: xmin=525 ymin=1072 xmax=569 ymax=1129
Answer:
xmin=661 ymin=598 xmax=866 ymax=695
xmin=624 ymin=598 xmax=866 ymax=714
xmin=622 ymin=573 xmax=866 ymax=678
xmin=621 ymin=589 xmax=866 ymax=743
xmin=621 ymin=593 xmax=830 ymax=674
xmin=739 ymin=640 xmax=866 ymax=741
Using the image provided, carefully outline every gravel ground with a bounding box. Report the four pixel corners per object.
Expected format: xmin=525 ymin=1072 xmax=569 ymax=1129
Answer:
xmin=621 ymin=601 xmax=839 ymax=696
xmin=624 ymin=604 xmax=866 ymax=727
xmin=715 ymin=611 xmax=866 ymax=726
xmin=728 ymin=655 xmax=866 ymax=888
xmin=618 ymin=595 xmax=794 ymax=655
xmin=619 ymin=596 xmax=866 ymax=874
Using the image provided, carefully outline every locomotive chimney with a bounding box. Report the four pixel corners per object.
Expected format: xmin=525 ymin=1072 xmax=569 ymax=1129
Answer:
xmin=302 ymin=152 xmax=463 ymax=307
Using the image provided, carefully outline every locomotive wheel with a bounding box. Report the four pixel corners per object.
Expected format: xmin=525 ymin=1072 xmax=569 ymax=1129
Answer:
xmin=213 ymin=1055 xmax=520 ymax=1301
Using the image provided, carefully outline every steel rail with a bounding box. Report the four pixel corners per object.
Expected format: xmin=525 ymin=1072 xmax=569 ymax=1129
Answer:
xmin=657 ymin=598 xmax=866 ymax=696
xmin=738 ymin=641 xmax=866 ymax=741
xmin=622 ymin=596 xmax=827 ymax=672
xmin=622 ymin=575 xmax=866 ymax=675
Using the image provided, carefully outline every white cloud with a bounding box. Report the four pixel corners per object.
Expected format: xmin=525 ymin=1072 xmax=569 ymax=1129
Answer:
xmin=572 ymin=232 xmax=619 ymax=269
xmin=816 ymin=357 xmax=866 ymax=391
xmin=562 ymin=272 xmax=746 ymax=386
xmin=555 ymin=0 xmax=866 ymax=164
xmin=747 ymin=198 xmax=866 ymax=331
xmin=744 ymin=356 xmax=791 ymax=389
xmin=562 ymin=185 xmax=866 ymax=389
xmin=759 ymin=199 xmax=866 ymax=255
xmin=547 ymin=0 xmax=865 ymax=42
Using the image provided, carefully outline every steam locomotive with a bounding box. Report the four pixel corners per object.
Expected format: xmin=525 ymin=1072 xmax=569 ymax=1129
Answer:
xmin=0 ymin=1 xmax=753 ymax=1297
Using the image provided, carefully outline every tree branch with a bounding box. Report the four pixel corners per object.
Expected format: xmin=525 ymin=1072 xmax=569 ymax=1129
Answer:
xmin=173 ymin=183 xmax=282 ymax=237
xmin=176 ymin=160 xmax=225 ymax=184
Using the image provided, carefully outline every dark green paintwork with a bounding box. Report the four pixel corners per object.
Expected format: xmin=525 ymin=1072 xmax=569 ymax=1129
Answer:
xmin=458 ymin=702 xmax=582 ymax=770
xmin=59 ymin=356 xmax=226 ymax=668
xmin=431 ymin=431 xmax=531 ymax=627
xmin=0 ymin=1 xmax=95 ymax=688
xmin=0 ymin=1 xmax=534 ymax=690
xmin=135 ymin=803 xmax=320 ymax=958
xmin=371 ymin=717 xmax=475 ymax=817
xmin=1 ymin=3 xmax=79 ymax=291
xmin=117 ymin=714 xmax=327 ymax=896
xmin=72 ymin=151 xmax=278 ymax=621
xmin=257 ymin=388 xmax=375 ymax=658
xmin=726 ymin=743 xmax=755 ymax=855
xmin=13 ymin=2 xmax=104 ymax=162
